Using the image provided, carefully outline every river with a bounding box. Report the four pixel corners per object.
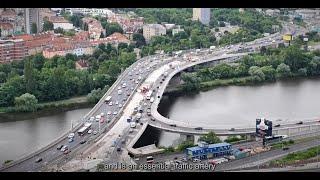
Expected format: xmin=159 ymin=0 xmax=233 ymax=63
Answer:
xmin=157 ymin=77 xmax=320 ymax=147
xmin=1 ymin=77 xmax=320 ymax=162
xmin=0 ymin=108 xmax=91 ymax=164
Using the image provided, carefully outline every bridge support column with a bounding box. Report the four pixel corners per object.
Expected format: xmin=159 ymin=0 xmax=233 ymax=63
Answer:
xmin=179 ymin=134 xmax=195 ymax=144
xmin=194 ymin=135 xmax=200 ymax=144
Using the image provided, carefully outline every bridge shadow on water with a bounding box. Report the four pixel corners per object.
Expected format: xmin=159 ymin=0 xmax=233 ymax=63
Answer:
xmin=133 ymin=125 xmax=161 ymax=148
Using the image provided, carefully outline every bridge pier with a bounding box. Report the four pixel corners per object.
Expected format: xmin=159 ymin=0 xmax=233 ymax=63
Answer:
xmin=179 ymin=134 xmax=195 ymax=144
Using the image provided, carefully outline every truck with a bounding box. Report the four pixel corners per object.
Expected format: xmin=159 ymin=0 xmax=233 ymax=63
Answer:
xmin=77 ymin=122 xmax=92 ymax=136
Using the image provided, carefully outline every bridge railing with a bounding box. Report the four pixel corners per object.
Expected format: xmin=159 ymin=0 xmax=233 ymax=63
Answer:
xmin=0 ymin=56 xmax=150 ymax=171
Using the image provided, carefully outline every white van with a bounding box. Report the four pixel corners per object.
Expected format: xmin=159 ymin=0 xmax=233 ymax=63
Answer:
xmin=150 ymin=97 xmax=154 ymax=103
xmin=130 ymin=122 xmax=136 ymax=128
xmin=118 ymin=90 xmax=122 ymax=95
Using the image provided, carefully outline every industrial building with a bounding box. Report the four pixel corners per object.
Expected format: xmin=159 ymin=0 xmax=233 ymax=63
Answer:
xmin=186 ymin=142 xmax=232 ymax=160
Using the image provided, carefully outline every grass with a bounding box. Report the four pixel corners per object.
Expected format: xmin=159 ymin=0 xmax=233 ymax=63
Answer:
xmin=271 ymin=140 xmax=295 ymax=150
xmin=270 ymin=146 xmax=320 ymax=166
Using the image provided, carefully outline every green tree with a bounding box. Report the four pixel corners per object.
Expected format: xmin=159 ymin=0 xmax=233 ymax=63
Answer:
xmin=133 ymin=33 xmax=146 ymax=47
xmin=43 ymin=20 xmax=54 ymax=31
xmin=0 ymin=72 xmax=6 ymax=83
xmin=32 ymin=53 xmax=45 ymax=70
xmin=198 ymin=132 xmax=221 ymax=144
xmin=87 ymin=88 xmax=104 ymax=103
xmin=14 ymin=93 xmax=38 ymax=112
xmin=96 ymin=163 xmax=105 ymax=172
xmin=177 ymin=140 xmax=194 ymax=152
xmin=105 ymin=22 xmax=123 ymax=36
xmin=276 ymin=63 xmax=291 ymax=78
xmin=281 ymin=45 xmax=310 ymax=72
xmin=31 ymin=23 xmax=37 ymax=34
xmin=24 ymin=57 xmax=36 ymax=94
xmin=181 ymin=72 xmax=201 ymax=92
xmin=260 ymin=66 xmax=276 ymax=81
xmin=54 ymin=27 xmax=64 ymax=34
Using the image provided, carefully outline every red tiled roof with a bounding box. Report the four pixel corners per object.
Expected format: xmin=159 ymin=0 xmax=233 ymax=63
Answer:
xmin=0 ymin=22 xmax=14 ymax=30
xmin=0 ymin=9 xmax=16 ymax=17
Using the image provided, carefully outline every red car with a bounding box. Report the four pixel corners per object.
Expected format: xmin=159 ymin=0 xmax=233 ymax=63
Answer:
xmin=64 ymin=150 xmax=71 ymax=154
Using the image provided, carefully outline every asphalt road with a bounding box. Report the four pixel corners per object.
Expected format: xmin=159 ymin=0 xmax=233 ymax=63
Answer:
xmin=215 ymin=137 xmax=320 ymax=171
xmin=1 ymin=22 xmax=309 ymax=172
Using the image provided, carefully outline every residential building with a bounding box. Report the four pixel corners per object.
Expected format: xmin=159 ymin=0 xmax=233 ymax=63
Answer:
xmin=0 ymin=39 xmax=28 ymax=63
xmin=82 ymin=17 xmax=104 ymax=40
xmin=42 ymin=42 xmax=94 ymax=58
xmin=75 ymin=59 xmax=89 ymax=70
xmin=49 ymin=16 xmax=74 ymax=30
xmin=66 ymin=8 xmax=112 ymax=17
xmin=143 ymin=24 xmax=166 ymax=42
xmin=172 ymin=25 xmax=184 ymax=36
xmin=24 ymin=8 xmax=43 ymax=34
xmin=0 ymin=23 xmax=14 ymax=37
xmin=192 ymin=8 xmax=210 ymax=25
xmin=265 ymin=9 xmax=281 ymax=17
xmin=295 ymin=9 xmax=320 ymax=20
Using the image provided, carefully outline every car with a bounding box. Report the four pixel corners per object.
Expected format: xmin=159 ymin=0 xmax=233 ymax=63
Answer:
xmin=118 ymin=104 xmax=123 ymax=108
xmin=140 ymin=122 xmax=143 ymax=125
xmin=89 ymin=116 xmax=95 ymax=122
xmin=100 ymin=113 xmax=105 ymax=117
xmin=296 ymin=121 xmax=303 ymax=125
xmin=108 ymin=101 xmax=113 ymax=106
xmin=95 ymin=115 xmax=101 ymax=122
xmin=122 ymin=83 xmax=127 ymax=88
xmin=68 ymin=138 xmax=74 ymax=143
xmin=35 ymin=157 xmax=43 ymax=163
xmin=181 ymin=157 xmax=188 ymax=162
xmin=170 ymin=124 xmax=177 ymax=127
xmin=61 ymin=145 xmax=68 ymax=152
xmin=274 ymin=124 xmax=281 ymax=127
xmin=107 ymin=111 xmax=112 ymax=115
xmin=80 ymin=140 xmax=86 ymax=144
xmin=57 ymin=145 xmax=63 ymax=150
xmin=135 ymin=80 xmax=139 ymax=84
xmin=193 ymin=158 xmax=201 ymax=163
xmin=229 ymin=128 xmax=235 ymax=131
xmin=195 ymin=127 xmax=203 ymax=130
xmin=113 ymin=111 xmax=118 ymax=115
xmin=127 ymin=92 xmax=130 ymax=96
xmin=64 ymin=149 xmax=71 ymax=154
xmin=100 ymin=118 xmax=104 ymax=123
xmin=88 ymin=129 xmax=93 ymax=134
xmin=121 ymin=140 xmax=126 ymax=144
xmin=68 ymin=133 xmax=75 ymax=139
xmin=117 ymin=147 xmax=121 ymax=152
xmin=115 ymin=101 xmax=119 ymax=105
xmin=118 ymin=86 xmax=121 ymax=90
xmin=130 ymin=87 xmax=134 ymax=91
xmin=150 ymin=117 xmax=155 ymax=121
xmin=130 ymin=122 xmax=136 ymax=128
xmin=123 ymin=98 xmax=127 ymax=102
xmin=129 ymin=129 xmax=134 ymax=133
xmin=93 ymin=131 xmax=98 ymax=135
xmin=282 ymin=147 xmax=289 ymax=151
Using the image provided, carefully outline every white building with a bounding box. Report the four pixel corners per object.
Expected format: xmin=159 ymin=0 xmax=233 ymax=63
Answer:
xmin=192 ymin=8 xmax=210 ymax=25
xmin=143 ymin=24 xmax=166 ymax=42
xmin=172 ymin=25 xmax=184 ymax=36
xmin=66 ymin=8 xmax=112 ymax=17
xmin=24 ymin=8 xmax=43 ymax=34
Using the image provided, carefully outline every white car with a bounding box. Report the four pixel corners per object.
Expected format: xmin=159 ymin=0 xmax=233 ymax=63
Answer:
xmin=100 ymin=113 xmax=105 ymax=117
xmin=135 ymin=80 xmax=139 ymax=84
xmin=93 ymin=131 xmax=97 ymax=135
xmin=113 ymin=111 xmax=118 ymax=115
xmin=109 ymin=101 xmax=113 ymax=106
xmin=122 ymin=83 xmax=127 ymax=88
xmin=118 ymin=104 xmax=122 ymax=108
xmin=95 ymin=115 xmax=101 ymax=122
xmin=115 ymin=101 xmax=119 ymax=105
xmin=88 ymin=129 xmax=93 ymax=134
xmin=118 ymin=87 xmax=121 ymax=90
xmin=130 ymin=122 xmax=136 ymax=128
xmin=89 ymin=116 xmax=95 ymax=122
xmin=68 ymin=133 xmax=75 ymax=139
xmin=107 ymin=111 xmax=112 ymax=115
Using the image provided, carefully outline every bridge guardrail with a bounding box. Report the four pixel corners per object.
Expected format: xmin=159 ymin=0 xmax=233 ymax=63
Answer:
xmin=0 ymin=56 xmax=149 ymax=171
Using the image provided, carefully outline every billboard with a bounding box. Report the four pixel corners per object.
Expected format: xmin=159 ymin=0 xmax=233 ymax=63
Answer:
xmin=283 ymin=34 xmax=293 ymax=41
xmin=256 ymin=118 xmax=272 ymax=137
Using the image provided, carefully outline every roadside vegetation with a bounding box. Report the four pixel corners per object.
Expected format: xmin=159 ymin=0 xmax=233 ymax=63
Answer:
xmin=180 ymin=46 xmax=320 ymax=93
xmin=224 ymin=135 xmax=246 ymax=143
xmin=269 ymin=146 xmax=320 ymax=166
xmin=0 ymin=43 xmax=137 ymax=113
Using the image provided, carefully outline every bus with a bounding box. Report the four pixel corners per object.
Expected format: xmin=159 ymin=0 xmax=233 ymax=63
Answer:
xmin=263 ymin=135 xmax=287 ymax=145
xmin=105 ymin=96 xmax=112 ymax=103
xmin=146 ymin=91 xmax=152 ymax=100
xmin=77 ymin=122 xmax=92 ymax=136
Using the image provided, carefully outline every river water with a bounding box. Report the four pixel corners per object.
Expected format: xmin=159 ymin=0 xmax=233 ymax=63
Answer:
xmin=157 ymin=77 xmax=320 ymax=146
xmin=1 ymin=77 xmax=320 ymax=162
xmin=0 ymin=108 xmax=91 ymax=164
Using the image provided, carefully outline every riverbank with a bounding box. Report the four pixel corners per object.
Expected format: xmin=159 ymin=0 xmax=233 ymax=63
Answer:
xmin=0 ymin=96 xmax=94 ymax=121
xmin=164 ymin=75 xmax=320 ymax=96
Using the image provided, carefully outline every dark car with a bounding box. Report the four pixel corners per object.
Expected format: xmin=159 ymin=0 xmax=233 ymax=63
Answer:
xmin=296 ymin=121 xmax=303 ymax=125
xmin=117 ymin=147 xmax=121 ymax=152
xmin=80 ymin=140 xmax=86 ymax=144
xmin=140 ymin=122 xmax=143 ymax=125
xmin=274 ymin=124 xmax=281 ymax=127
xmin=282 ymin=147 xmax=289 ymax=151
xmin=229 ymin=128 xmax=235 ymax=131
xmin=170 ymin=124 xmax=177 ymax=127
xmin=57 ymin=145 xmax=63 ymax=150
xmin=195 ymin=127 xmax=203 ymax=130
xmin=35 ymin=158 xmax=43 ymax=163
xmin=151 ymin=117 xmax=155 ymax=121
